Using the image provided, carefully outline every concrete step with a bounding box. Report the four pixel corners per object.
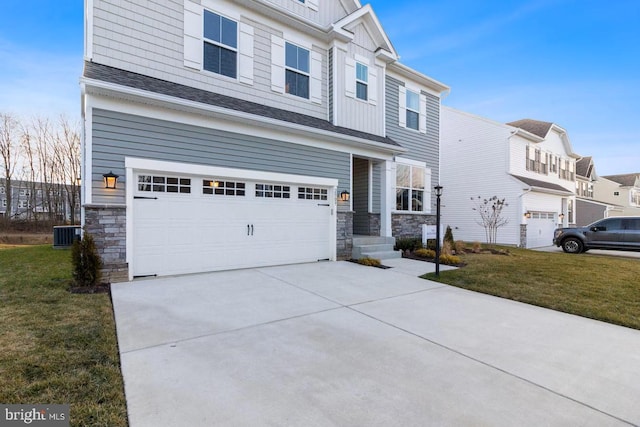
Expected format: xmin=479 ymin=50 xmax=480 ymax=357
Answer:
xmin=352 ymin=236 xmax=395 ymax=246
xmin=352 ymin=243 xmax=395 ymax=259
xmin=361 ymin=250 xmax=402 ymax=260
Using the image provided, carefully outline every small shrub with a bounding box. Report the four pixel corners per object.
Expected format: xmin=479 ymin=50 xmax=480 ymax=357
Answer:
xmin=71 ymin=232 xmax=103 ymax=287
xmin=472 ymin=241 xmax=482 ymax=253
xmin=439 ymin=254 xmax=462 ymax=265
xmin=441 ymin=240 xmax=453 ymax=256
xmin=444 ymin=226 xmax=455 ymax=247
xmin=394 ymin=237 xmax=422 ymax=252
xmin=415 ymin=248 xmax=436 ymax=259
xmin=425 ymin=239 xmax=436 ymax=250
xmin=454 ymin=240 xmax=466 ymax=254
xmin=357 ymin=257 xmax=381 ymax=267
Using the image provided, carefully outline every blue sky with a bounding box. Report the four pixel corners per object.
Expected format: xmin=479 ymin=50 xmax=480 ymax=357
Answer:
xmin=0 ymin=0 xmax=638 ymax=175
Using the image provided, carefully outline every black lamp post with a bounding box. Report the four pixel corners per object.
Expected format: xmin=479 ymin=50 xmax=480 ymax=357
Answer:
xmin=434 ymin=185 xmax=443 ymax=277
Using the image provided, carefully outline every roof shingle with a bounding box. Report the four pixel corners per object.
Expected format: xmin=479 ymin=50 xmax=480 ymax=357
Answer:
xmin=507 ymin=119 xmax=554 ymax=138
xmin=603 ymin=173 xmax=640 ymax=187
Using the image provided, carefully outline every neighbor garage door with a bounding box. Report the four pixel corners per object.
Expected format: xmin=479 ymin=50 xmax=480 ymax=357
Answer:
xmin=526 ymin=211 xmax=557 ymax=248
xmin=131 ymin=168 xmax=335 ymax=278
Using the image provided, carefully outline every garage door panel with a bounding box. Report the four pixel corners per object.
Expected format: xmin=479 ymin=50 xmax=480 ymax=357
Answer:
xmin=527 ymin=212 xmax=557 ymax=248
xmin=132 ymin=173 xmax=334 ymax=277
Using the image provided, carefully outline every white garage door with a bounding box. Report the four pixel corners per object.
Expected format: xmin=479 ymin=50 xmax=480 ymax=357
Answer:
xmin=527 ymin=211 xmax=557 ymax=248
xmin=131 ymin=171 xmax=335 ymax=278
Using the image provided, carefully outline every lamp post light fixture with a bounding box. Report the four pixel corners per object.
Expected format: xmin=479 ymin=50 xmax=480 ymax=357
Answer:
xmin=103 ymin=171 xmax=119 ymax=189
xmin=434 ymin=185 xmax=443 ymax=277
xmin=340 ymin=190 xmax=350 ymax=202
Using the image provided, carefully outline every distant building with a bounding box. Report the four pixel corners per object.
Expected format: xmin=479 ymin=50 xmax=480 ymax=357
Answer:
xmin=0 ymin=178 xmax=80 ymax=223
xmin=593 ymin=173 xmax=640 ymax=217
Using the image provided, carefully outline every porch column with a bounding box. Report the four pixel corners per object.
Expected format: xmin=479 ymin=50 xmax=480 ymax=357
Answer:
xmin=380 ymin=160 xmax=396 ymax=237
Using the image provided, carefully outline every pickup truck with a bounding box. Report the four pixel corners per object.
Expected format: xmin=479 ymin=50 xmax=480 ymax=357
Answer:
xmin=553 ymin=217 xmax=640 ymax=253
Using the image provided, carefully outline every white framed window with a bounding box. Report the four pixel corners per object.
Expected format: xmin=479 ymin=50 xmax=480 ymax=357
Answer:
xmin=398 ymin=85 xmax=426 ymax=133
xmin=203 ymin=180 xmax=245 ymax=196
xmin=298 ymin=187 xmax=327 ymax=200
xmin=203 ymin=10 xmax=237 ymax=78
xmin=395 ymin=161 xmax=430 ymax=213
xmin=285 ymin=42 xmax=310 ymax=99
xmin=405 ymin=90 xmax=420 ymax=131
xmin=19 ymin=189 xmax=30 ymax=197
xmin=256 ymin=184 xmax=290 ymax=199
xmin=18 ymin=200 xmax=30 ymax=209
xmin=631 ymin=189 xmax=640 ymax=206
xmin=356 ymin=62 xmax=368 ymax=101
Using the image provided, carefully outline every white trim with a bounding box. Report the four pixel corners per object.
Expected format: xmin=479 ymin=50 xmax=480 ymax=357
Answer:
xmin=202 ymin=0 xmax=241 ymax=20
xmin=345 ymin=56 xmax=356 ymax=98
xmin=368 ymin=160 xmax=373 ymax=213
xmin=419 ymin=93 xmax=427 ymax=134
xmin=125 ymin=166 xmax=134 ymax=279
xmin=82 ymin=84 xmax=404 ymax=158
xmin=183 ymin=0 xmax=203 ymax=70
xmin=84 ymin=0 xmax=94 ymax=60
xmin=395 ymin=156 xmax=426 ymax=167
xmin=368 ymin=66 xmax=378 ymax=105
xmin=83 ymin=93 xmax=93 ymax=205
xmin=125 ymin=158 xmax=339 ymax=188
xmin=271 ymin=35 xmax=285 ymax=93
xmin=310 ymin=50 xmax=322 ymax=104
xmin=238 ymin=23 xmax=254 ymax=85
xmin=398 ymin=86 xmax=407 ymax=128
xmin=282 ymin=30 xmax=314 ymax=50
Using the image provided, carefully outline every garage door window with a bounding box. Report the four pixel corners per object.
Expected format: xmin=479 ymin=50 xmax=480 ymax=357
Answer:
xmin=256 ymin=184 xmax=290 ymax=199
xmin=138 ymin=175 xmax=191 ymax=193
xmin=298 ymin=187 xmax=327 ymax=200
xmin=203 ymin=180 xmax=246 ymax=196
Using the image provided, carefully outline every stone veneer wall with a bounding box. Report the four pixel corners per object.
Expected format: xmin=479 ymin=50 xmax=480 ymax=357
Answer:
xmin=337 ymin=211 xmax=353 ymax=260
xmin=520 ymin=224 xmax=527 ymax=248
xmin=392 ymin=213 xmax=436 ymax=239
xmin=367 ymin=214 xmax=381 ymax=236
xmin=84 ymin=205 xmax=129 ymax=283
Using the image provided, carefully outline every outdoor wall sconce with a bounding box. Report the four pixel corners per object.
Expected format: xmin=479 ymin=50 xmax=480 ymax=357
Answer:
xmin=524 ymin=211 xmax=531 ymax=219
xmin=559 ymin=213 xmax=565 ymax=220
xmin=340 ymin=190 xmax=350 ymax=202
xmin=103 ymin=171 xmax=119 ymax=189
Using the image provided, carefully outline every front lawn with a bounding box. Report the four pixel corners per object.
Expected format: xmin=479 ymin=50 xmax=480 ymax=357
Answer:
xmin=0 ymin=245 xmax=128 ymax=426
xmin=423 ymin=246 xmax=640 ymax=330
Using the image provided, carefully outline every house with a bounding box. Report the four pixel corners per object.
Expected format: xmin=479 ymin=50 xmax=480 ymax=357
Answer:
xmin=592 ymin=173 xmax=640 ymax=217
xmin=0 ymin=178 xmax=80 ymax=222
xmin=574 ymin=156 xmax=613 ymax=226
xmin=440 ymin=108 xmax=578 ymax=248
xmin=81 ymin=0 xmax=449 ymax=282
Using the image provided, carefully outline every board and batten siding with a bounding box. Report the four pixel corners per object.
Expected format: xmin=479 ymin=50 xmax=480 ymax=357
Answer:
xmin=352 ymin=158 xmax=369 ymax=235
xmin=90 ymin=109 xmax=350 ymax=204
xmin=91 ymin=0 xmax=327 ymax=121
xmin=385 ymin=75 xmax=440 ymax=212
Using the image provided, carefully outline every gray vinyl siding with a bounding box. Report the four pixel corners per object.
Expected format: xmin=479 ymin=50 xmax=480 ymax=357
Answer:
xmin=385 ymin=75 xmax=440 ymax=212
xmin=372 ymin=162 xmax=381 ymax=213
xmin=91 ymin=109 xmax=350 ymax=204
xmin=91 ymin=0 xmax=327 ymax=120
xmin=353 ymin=158 xmax=369 ymax=235
xmin=576 ymin=199 xmax=607 ymax=226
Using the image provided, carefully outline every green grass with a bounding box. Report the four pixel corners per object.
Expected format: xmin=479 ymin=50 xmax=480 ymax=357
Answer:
xmin=0 ymin=245 xmax=128 ymax=426
xmin=423 ymin=246 xmax=640 ymax=330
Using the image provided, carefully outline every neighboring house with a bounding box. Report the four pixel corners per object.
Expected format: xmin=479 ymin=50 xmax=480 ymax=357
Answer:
xmin=0 ymin=178 xmax=80 ymax=222
xmin=593 ymin=173 xmax=640 ymax=217
xmin=81 ymin=0 xmax=449 ymax=282
xmin=440 ymin=108 xmax=578 ymax=248
xmin=574 ymin=156 xmax=614 ymax=226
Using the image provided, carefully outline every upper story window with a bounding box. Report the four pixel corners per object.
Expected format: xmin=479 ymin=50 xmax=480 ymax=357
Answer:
xmin=405 ymin=90 xmax=420 ymax=131
xmin=525 ymin=146 xmax=548 ymax=175
xmin=356 ymin=62 xmax=368 ymax=101
xmin=285 ymin=42 xmax=310 ymax=99
xmin=203 ymin=10 xmax=238 ymax=78
xmin=631 ymin=189 xmax=640 ymax=206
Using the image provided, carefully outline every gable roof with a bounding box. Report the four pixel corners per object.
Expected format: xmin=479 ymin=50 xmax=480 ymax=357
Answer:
xmin=576 ymin=156 xmax=593 ymax=178
xmin=506 ymin=119 xmax=554 ymax=138
xmin=602 ymin=173 xmax=640 ymax=187
xmin=82 ymin=62 xmax=401 ymax=149
xmin=510 ymin=174 xmax=574 ymax=195
xmin=331 ymin=4 xmax=397 ymax=61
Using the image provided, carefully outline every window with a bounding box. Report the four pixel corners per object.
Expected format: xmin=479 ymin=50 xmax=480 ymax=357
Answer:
xmin=1 ymin=199 xmax=5 ymax=207
xmin=256 ymin=184 xmax=290 ymax=199
xmin=19 ymin=189 xmax=30 ymax=197
xmin=567 ymin=199 xmax=574 ymax=224
xmin=138 ymin=175 xmax=191 ymax=193
xmin=203 ymin=10 xmax=237 ymax=78
xmin=18 ymin=200 xmax=30 ymax=209
xmin=285 ymin=42 xmax=310 ymax=99
xmin=356 ymin=62 xmax=368 ymax=101
xmin=0 ymin=187 xmax=4 ymax=194
xmin=631 ymin=189 xmax=640 ymax=206
xmin=298 ymin=187 xmax=327 ymax=200
xmin=396 ymin=164 xmax=426 ymax=212
xmin=614 ymin=191 xmax=620 ymax=196
xmin=405 ymin=90 xmax=420 ymax=131
xmin=203 ymin=180 xmax=245 ymax=196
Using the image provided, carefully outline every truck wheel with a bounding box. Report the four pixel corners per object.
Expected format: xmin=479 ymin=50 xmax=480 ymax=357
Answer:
xmin=561 ymin=237 xmax=583 ymax=254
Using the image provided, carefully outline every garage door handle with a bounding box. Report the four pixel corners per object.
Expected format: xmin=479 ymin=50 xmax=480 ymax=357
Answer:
xmin=251 ymin=224 xmax=254 ymax=236
xmin=318 ymin=203 xmax=330 ymax=206
xmin=134 ymin=196 xmax=158 ymax=200
xmin=247 ymin=224 xmax=250 ymax=236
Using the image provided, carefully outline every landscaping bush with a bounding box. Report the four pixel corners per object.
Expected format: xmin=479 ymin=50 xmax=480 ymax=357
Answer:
xmin=71 ymin=232 xmax=103 ymax=287
xmin=441 ymin=240 xmax=453 ymax=256
xmin=394 ymin=237 xmax=422 ymax=252
xmin=472 ymin=241 xmax=482 ymax=253
xmin=414 ymin=248 xmax=436 ymax=259
xmin=357 ymin=256 xmax=381 ymax=267
xmin=439 ymin=254 xmax=462 ymax=265
xmin=454 ymin=240 xmax=466 ymax=254
xmin=444 ymin=226 xmax=455 ymax=247
xmin=425 ymin=239 xmax=436 ymax=250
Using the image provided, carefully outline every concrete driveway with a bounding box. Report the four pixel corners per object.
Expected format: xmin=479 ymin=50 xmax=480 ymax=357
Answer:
xmin=111 ymin=259 xmax=640 ymax=426
xmin=536 ymin=245 xmax=640 ymax=259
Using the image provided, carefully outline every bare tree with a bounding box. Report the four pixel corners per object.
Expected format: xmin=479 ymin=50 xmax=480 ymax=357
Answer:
xmin=54 ymin=116 xmax=81 ymax=224
xmin=471 ymin=196 xmax=509 ymax=245
xmin=0 ymin=113 xmax=20 ymax=223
